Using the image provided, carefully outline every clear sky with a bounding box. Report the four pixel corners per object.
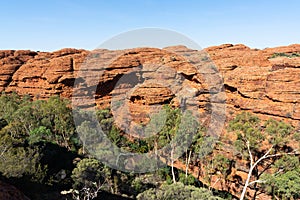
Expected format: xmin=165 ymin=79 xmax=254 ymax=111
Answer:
xmin=1 ymin=0 xmax=300 ymax=51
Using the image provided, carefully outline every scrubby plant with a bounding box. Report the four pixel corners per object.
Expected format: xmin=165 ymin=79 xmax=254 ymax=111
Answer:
xmin=228 ymin=112 xmax=299 ymax=200
xmin=270 ymin=52 xmax=300 ymax=58
xmin=136 ymin=182 xmax=224 ymax=200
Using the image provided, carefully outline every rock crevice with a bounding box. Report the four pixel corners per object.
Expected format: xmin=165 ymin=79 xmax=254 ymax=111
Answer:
xmin=0 ymin=44 xmax=299 ymax=125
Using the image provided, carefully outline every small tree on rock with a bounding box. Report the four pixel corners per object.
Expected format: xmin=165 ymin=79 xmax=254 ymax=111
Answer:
xmin=228 ymin=112 xmax=299 ymax=200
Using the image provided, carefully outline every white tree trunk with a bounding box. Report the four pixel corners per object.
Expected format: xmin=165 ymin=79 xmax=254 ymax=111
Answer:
xmin=240 ymin=166 xmax=253 ymax=200
xmin=186 ymin=150 xmax=192 ymax=178
xmin=240 ymin=141 xmax=274 ymax=200
xmin=171 ymin=147 xmax=176 ymax=183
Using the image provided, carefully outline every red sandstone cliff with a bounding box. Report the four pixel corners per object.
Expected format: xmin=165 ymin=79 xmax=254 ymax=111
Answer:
xmin=0 ymin=44 xmax=300 ymax=199
xmin=0 ymin=44 xmax=299 ymax=126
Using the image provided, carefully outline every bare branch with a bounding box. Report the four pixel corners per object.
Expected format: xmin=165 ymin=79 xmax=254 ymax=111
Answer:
xmin=0 ymin=145 xmax=9 ymax=161
xmin=0 ymin=145 xmax=8 ymax=156
xmin=248 ymin=179 xmax=266 ymax=186
xmin=252 ymin=145 xmax=273 ymax=169
xmin=211 ymin=177 xmax=220 ymax=189
xmin=240 ymin=145 xmax=299 ymax=200
xmin=246 ymin=140 xmax=253 ymax=167
xmin=265 ymin=150 xmax=299 ymax=159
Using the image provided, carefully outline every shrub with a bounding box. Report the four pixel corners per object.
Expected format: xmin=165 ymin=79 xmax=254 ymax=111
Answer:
xmin=136 ymin=182 xmax=224 ymax=200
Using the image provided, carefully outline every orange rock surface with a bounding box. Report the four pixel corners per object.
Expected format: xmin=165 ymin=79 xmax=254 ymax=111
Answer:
xmin=0 ymin=44 xmax=300 ymax=199
xmin=0 ymin=44 xmax=299 ymax=126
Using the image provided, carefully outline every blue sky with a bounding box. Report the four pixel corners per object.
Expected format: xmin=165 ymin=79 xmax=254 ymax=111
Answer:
xmin=1 ymin=0 xmax=300 ymax=51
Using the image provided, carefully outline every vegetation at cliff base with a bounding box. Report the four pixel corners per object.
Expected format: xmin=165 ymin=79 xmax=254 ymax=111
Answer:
xmin=0 ymin=93 xmax=299 ymax=200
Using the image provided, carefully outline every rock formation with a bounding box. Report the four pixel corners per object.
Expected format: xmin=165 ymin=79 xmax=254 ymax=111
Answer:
xmin=0 ymin=181 xmax=30 ymax=200
xmin=206 ymin=44 xmax=300 ymax=125
xmin=0 ymin=44 xmax=299 ymax=126
xmin=0 ymin=44 xmax=299 ymax=198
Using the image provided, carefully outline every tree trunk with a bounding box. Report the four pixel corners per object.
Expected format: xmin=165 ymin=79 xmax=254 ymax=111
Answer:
xmin=185 ymin=150 xmax=192 ymax=178
xmin=171 ymin=147 xmax=176 ymax=183
xmin=240 ymin=166 xmax=253 ymax=200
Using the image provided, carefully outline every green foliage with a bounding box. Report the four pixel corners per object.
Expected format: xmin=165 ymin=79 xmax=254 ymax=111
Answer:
xmin=156 ymin=166 xmax=198 ymax=186
xmin=76 ymin=120 xmax=99 ymax=154
xmin=28 ymin=126 xmax=52 ymax=145
xmin=96 ymin=108 xmax=114 ymax=132
xmin=157 ymin=167 xmax=173 ymax=184
xmin=71 ymin=158 xmax=112 ymax=192
xmin=36 ymin=96 xmax=75 ymax=149
xmin=270 ymin=52 xmax=300 ymax=58
xmin=0 ymin=93 xmax=77 ymax=150
xmin=293 ymin=130 xmax=300 ymax=149
xmin=0 ymin=120 xmax=45 ymax=180
xmin=190 ymin=126 xmax=206 ymax=153
xmin=0 ymin=144 xmax=42 ymax=178
xmin=263 ymin=168 xmax=300 ymax=199
xmin=261 ymin=155 xmax=300 ymax=199
xmin=212 ymin=154 xmax=231 ymax=176
xmin=145 ymin=105 xmax=182 ymax=149
xmin=273 ymin=155 xmax=299 ymax=173
xmin=107 ymin=125 xmax=122 ymax=145
xmin=229 ymin=112 xmax=264 ymax=157
xmin=228 ymin=112 xmax=295 ymax=158
xmin=264 ymin=119 xmax=293 ymax=148
xmin=128 ymin=139 xmax=149 ymax=153
xmin=136 ymin=182 xmax=224 ymax=200
xmin=1 ymin=92 xmax=298 ymax=200
xmin=0 ymin=92 xmax=24 ymax=122
xmin=178 ymin=172 xmax=197 ymax=185
xmin=130 ymin=173 xmax=161 ymax=195
xmin=0 ymin=92 xmax=80 ymax=188
xmin=229 ymin=112 xmax=299 ymax=199
xmin=0 ymin=132 xmax=47 ymax=183
xmin=89 ymin=105 xmax=200 ymax=156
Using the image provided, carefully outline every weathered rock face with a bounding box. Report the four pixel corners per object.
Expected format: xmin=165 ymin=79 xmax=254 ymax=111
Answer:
xmin=0 ymin=44 xmax=299 ymax=127
xmin=205 ymin=44 xmax=300 ymax=125
xmin=0 ymin=44 xmax=299 ymax=199
xmin=0 ymin=48 xmax=87 ymax=99
xmin=0 ymin=181 xmax=30 ymax=200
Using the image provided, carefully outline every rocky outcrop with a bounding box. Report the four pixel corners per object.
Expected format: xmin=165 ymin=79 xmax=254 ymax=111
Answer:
xmin=0 ymin=181 xmax=30 ymax=200
xmin=0 ymin=44 xmax=299 ymax=126
xmin=205 ymin=44 xmax=300 ymax=125
xmin=0 ymin=44 xmax=299 ymax=199
xmin=0 ymin=48 xmax=87 ymax=99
